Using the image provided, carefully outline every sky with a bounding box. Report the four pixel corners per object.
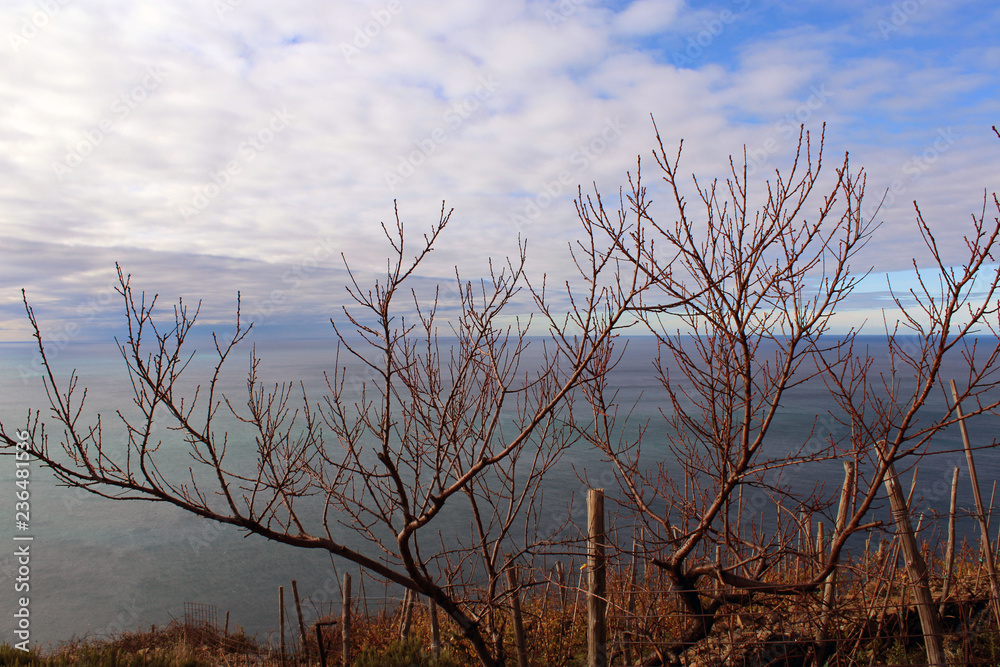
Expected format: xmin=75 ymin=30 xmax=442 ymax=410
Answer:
xmin=1 ymin=0 xmax=999 ymax=343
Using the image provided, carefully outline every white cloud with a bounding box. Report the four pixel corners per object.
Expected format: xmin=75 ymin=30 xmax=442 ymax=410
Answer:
xmin=0 ymin=0 xmax=998 ymax=340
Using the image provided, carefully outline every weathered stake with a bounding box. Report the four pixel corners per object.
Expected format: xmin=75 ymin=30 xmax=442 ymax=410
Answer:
xmin=507 ymin=562 xmax=529 ymax=667
xmin=316 ymin=619 xmax=338 ymax=667
xmin=429 ymin=598 xmax=441 ymax=659
xmin=940 ymin=467 xmax=960 ymax=615
xmin=555 ymin=560 xmax=566 ymax=610
xmin=815 ymin=461 xmax=854 ymax=667
xmin=879 ymin=446 xmax=945 ymax=667
xmin=399 ymin=589 xmax=414 ymax=640
xmin=292 ymin=579 xmax=308 ymax=655
xmin=587 ymin=488 xmax=607 ymax=667
xmin=950 ymin=379 xmax=1000 ymax=630
xmin=279 ymin=585 xmax=286 ymax=666
xmin=625 ymin=539 xmax=639 ymax=664
xmin=342 ymin=572 xmax=352 ymax=667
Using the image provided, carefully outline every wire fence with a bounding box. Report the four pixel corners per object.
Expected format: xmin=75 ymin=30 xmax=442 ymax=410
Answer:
xmin=173 ymin=553 xmax=1000 ymax=667
xmin=169 ymin=488 xmax=1000 ymax=667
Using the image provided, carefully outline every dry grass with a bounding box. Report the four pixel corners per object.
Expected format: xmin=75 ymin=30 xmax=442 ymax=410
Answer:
xmin=0 ymin=621 xmax=271 ymax=666
xmin=6 ymin=545 xmax=1000 ymax=666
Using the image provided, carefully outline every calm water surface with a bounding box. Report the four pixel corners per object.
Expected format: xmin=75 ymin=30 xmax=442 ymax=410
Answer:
xmin=1 ymin=335 xmax=998 ymax=647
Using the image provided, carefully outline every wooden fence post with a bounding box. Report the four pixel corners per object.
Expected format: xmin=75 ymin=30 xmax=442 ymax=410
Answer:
xmin=507 ymin=561 xmax=529 ymax=667
xmin=555 ymin=560 xmax=566 ymax=610
xmin=291 ymin=579 xmax=308 ymax=655
xmin=879 ymin=445 xmax=945 ymax=667
xmin=317 ymin=623 xmax=327 ymax=667
xmin=800 ymin=511 xmax=814 ymax=573
xmin=429 ymin=598 xmax=441 ymax=659
xmin=278 ymin=585 xmax=286 ymax=666
xmin=624 ymin=539 xmax=638 ymax=664
xmin=815 ymin=521 xmax=825 ymax=572
xmin=815 ymin=461 xmax=854 ymax=667
xmin=399 ymin=589 xmax=414 ymax=640
xmin=951 ymin=380 xmax=1000 ymax=630
xmin=940 ymin=467 xmax=960 ymax=615
xmin=588 ymin=488 xmax=607 ymax=667
xmin=342 ymin=572 xmax=352 ymax=667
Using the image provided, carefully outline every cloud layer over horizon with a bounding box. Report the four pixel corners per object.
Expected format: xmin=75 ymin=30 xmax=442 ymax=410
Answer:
xmin=2 ymin=0 xmax=999 ymax=342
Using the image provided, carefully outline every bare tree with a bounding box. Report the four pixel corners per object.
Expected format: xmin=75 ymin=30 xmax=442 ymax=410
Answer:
xmin=577 ymin=124 xmax=1000 ymax=665
xmin=0 ymin=199 xmax=673 ymax=667
xmin=6 ymin=125 xmax=998 ymax=667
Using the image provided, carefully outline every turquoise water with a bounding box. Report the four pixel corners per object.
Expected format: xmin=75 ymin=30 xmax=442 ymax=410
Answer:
xmin=1 ymin=335 xmax=998 ymax=648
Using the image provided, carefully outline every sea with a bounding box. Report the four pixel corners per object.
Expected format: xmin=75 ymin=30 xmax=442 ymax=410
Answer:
xmin=2 ymin=334 xmax=999 ymax=648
